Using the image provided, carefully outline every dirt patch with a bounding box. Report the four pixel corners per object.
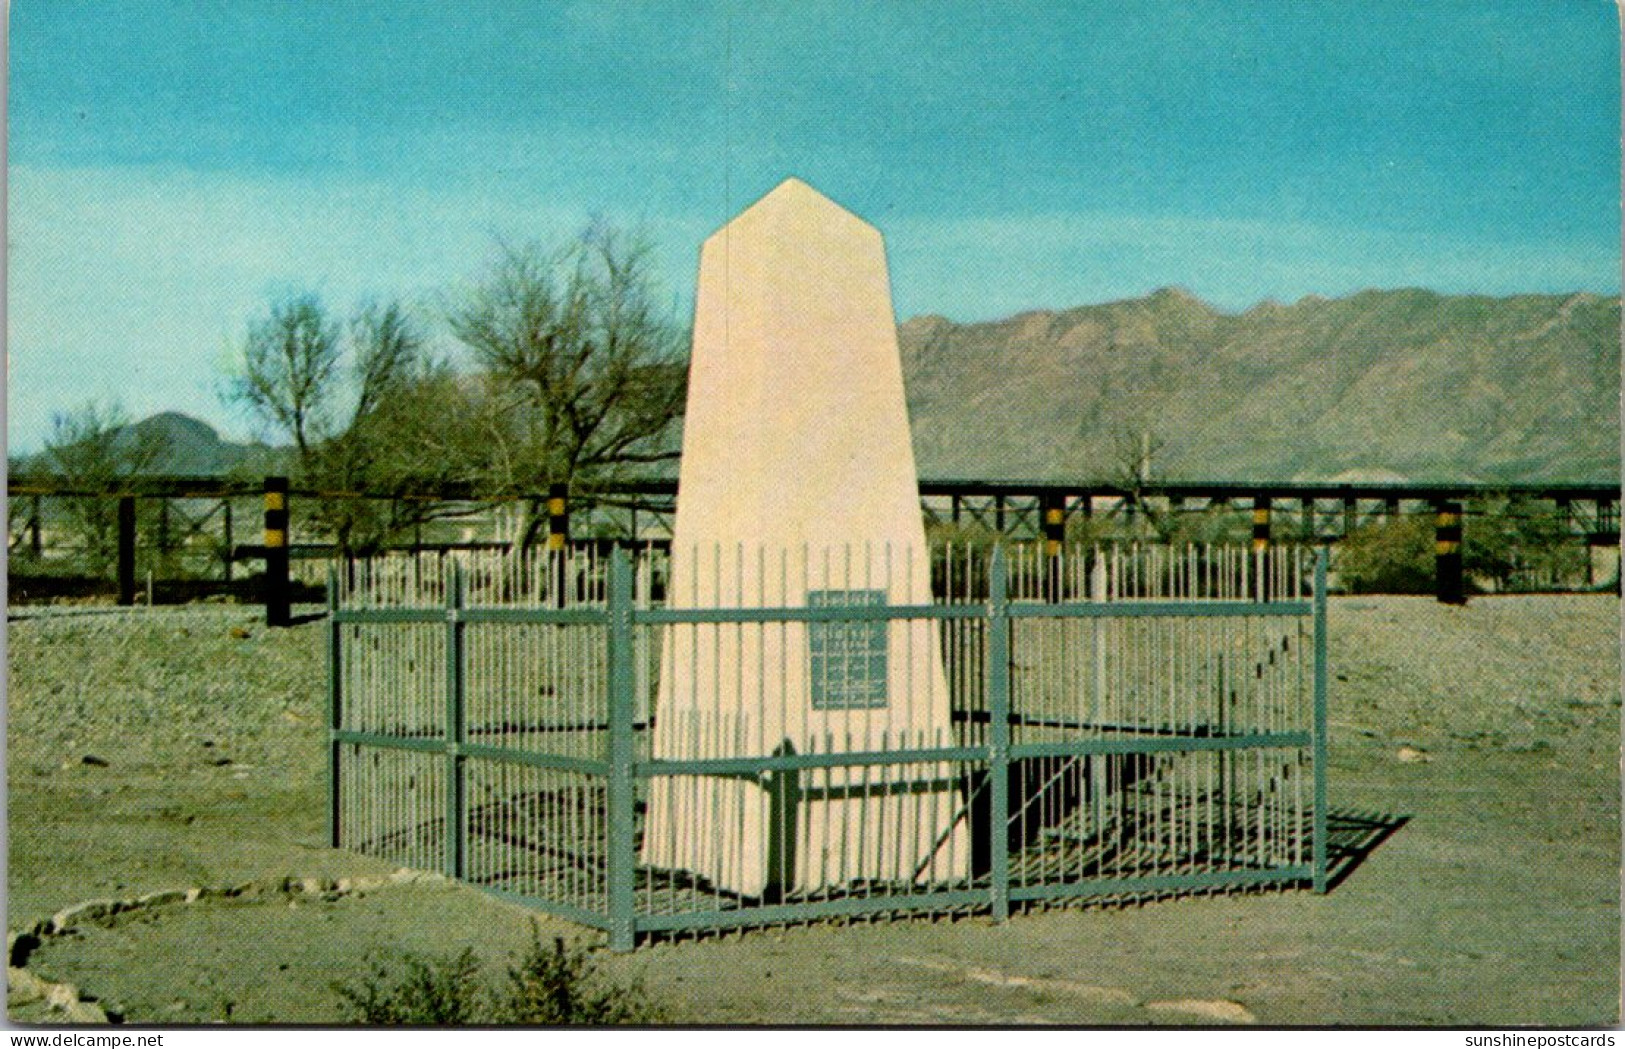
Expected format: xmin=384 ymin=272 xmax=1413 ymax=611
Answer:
xmin=8 ymin=596 xmax=1619 ymax=1024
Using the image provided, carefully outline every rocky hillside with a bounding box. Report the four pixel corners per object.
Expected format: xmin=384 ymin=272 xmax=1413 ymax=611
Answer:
xmin=125 ymin=412 xmax=283 ymax=477
xmin=898 ymin=288 xmax=1621 ymax=483
xmin=24 ymin=290 xmax=1615 ymax=487
xmin=15 ymin=412 xmax=283 ymax=479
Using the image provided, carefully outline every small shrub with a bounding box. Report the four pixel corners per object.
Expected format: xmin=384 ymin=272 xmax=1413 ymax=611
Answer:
xmin=335 ymin=947 xmax=485 ymax=1025
xmin=333 ymin=927 xmax=663 ymax=1026
xmin=1336 ymin=499 xmax=1592 ymax=594
xmin=1336 ymin=517 xmax=1433 ymax=594
xmin=497 ymin=931 xmax=663 ymax=1024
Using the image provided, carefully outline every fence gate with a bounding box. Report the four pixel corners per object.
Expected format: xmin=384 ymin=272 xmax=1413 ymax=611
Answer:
xmin=328 ymin=543 xmax=1328 ymax=950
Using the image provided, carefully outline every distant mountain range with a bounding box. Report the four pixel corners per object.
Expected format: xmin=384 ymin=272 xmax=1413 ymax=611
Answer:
xmin=899 ymin=288 xmax=1620 ymax=484
xmin=124 ymin=412 xmax=284 ymax=477
xmin=19 ymin=289 xmax=1620 ymax=486
xmin=15 ymin=411 xmax=284 ymax=479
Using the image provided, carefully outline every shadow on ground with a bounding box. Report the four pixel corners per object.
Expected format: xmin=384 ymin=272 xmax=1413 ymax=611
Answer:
xmin=1324 ymin=809 xmax=1410 ymax=892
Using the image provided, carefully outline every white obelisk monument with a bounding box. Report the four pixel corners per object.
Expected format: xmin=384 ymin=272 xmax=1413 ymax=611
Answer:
xmin=642 ymin=179 xmax=968 ymax=898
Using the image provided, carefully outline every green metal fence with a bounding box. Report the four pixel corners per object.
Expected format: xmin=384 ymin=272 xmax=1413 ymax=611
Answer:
xmin=328 ymin=543 xmax=1328 ymax=950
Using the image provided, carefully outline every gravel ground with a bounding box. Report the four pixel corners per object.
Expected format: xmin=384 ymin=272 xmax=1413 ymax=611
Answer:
xmin=6 ymin=595 xmax=1619 ymax=1025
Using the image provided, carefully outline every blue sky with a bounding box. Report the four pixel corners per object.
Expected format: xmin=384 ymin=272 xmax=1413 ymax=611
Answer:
xmin=7 ymin=1 xmax=1621 ymax=452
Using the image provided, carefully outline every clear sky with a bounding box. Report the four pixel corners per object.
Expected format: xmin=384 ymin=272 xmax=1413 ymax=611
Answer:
xmin=7 ymin=1 xmax=1621 ymax=453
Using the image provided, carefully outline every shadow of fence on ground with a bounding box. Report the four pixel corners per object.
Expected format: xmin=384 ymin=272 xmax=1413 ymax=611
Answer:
xmin=1324 ymin=809 xmax=1410 ymax=892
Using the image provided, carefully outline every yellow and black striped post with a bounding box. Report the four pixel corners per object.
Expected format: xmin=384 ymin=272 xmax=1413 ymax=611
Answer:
xmin=1251 ymin=496 xmax=1271 ymax=552
xmin=547 ymin=482 xmax=569 ymax=608
xmin=264 ymin=475 xmax=291 ymax=626
xmin=1434 ymin=500 xmax=1464 ymax=605
xmin=1041 ymin=494 xmax=1066 ymax=600
xmin=547 ymin=482 xmax=569 ymax=552
xmin=1041 ymin=494 xmax=1065 ymax=556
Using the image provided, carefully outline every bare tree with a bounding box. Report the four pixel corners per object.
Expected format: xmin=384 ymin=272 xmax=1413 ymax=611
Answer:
xmin=226 ymin=294 xmax=434 ymax=555
xmin=449 ymin=225 xmax=686 ymax=551
xmin=1106 ymin=426 xmax=1175 ymax=541
xmin=230 ymin=293 xmax=341 ymax=459
xmin=42 ymin=401 xmax=169 ymax=573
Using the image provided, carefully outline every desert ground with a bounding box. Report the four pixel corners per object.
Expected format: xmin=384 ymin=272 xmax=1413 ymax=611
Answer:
xmin=6 ymin=593 xmax=1619 ymax=1026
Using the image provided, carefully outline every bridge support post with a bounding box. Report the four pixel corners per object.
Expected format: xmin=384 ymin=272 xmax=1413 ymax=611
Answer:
xmin=547 ymin=482 xmax=569 ymax=607
xmin=29 ymin=495 xmax=42 ymax=559
xmin=1434 ymin=500 xmax=1465 ymax=605
xmin=116 ymin=495 xmax=137 ymax=606
xmin=221 ymin=501 xmax=233 ymax=582
xmin=264 ymin=476 xmax=291 ymax=627
xmin=157 ymin=499 xmax=171 ymax=562
xmin=1041 ymin=493 xmax=1066 ymax=600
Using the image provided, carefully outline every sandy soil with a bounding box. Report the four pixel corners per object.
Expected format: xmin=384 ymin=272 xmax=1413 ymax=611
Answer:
xmin=6 ymin=595 xmax=1618 ymax=1025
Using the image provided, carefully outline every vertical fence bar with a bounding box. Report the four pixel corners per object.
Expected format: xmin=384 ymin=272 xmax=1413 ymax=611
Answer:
xmin=444 ymin=562 xmax=466 ymax=880
xmin=326 ymin=567 xmax=342 ymax=848
xmin=1252 ymin=496 xmax=1272 ymax=601
xmin=606 ymin=548 xmax=637 ymax=951
xmin=987 ymin=545 xmax=1011 ymax=922
xmin=1312 ymin=546 xmax=1329 ymax=893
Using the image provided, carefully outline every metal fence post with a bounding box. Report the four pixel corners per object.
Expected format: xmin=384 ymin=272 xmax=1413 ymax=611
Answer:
xmin=606 ymin=547 xmax=637 ymax=951
xmin=444 ymin=561 xmax=466 ymax=880
xmin=987 ymin=544 xmax=1012 ymax=922
xmin=1312 ymin=546 xmax=1329 ymax=893
xmin=326 ymin=567 xmax=342 ymax=849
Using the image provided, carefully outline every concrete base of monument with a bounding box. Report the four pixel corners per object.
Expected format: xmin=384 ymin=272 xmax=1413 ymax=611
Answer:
xmin=641 ymin=758 xmax=971 ymax=901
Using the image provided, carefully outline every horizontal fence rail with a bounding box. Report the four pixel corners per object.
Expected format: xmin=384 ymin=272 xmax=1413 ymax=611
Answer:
xmin=329 ymin=542 xmax=1329 ymax=949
